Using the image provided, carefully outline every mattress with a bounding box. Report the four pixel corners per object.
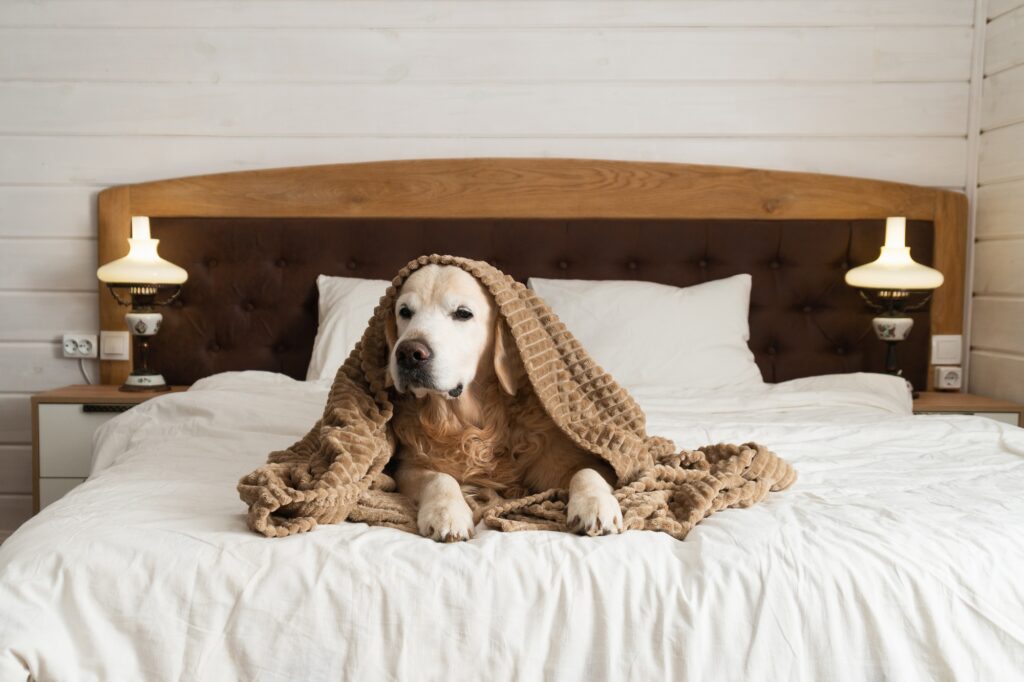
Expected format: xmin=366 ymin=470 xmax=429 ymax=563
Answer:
xmin=1 ymin=371 xmax=1022 ymax=681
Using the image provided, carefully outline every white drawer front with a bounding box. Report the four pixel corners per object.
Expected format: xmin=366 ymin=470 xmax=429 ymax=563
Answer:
xmin=38 ymin=404 xmax=119 ymax=477
xmin=39 ymin=477 xmax=86 ymax=509
xmin=975 ymin=411 xmax=1021 ymax=427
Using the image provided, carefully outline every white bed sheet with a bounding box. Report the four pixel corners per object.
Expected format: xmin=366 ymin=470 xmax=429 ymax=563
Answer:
xmin=1 ymin=371 xmax=1023 ymax=681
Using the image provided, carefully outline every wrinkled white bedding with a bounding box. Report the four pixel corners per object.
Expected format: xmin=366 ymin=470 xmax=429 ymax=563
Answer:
xmin=1 ymin=371 xmax=1023 ymax=681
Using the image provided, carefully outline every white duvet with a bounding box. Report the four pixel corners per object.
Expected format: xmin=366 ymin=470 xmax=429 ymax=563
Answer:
xmin=1 ymin=372 xmax=1023 ymax=681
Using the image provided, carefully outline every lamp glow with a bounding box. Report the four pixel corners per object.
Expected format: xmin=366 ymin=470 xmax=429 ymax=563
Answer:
xmin=96 ymin=217 xmax=187 ymax=286
xmin=844 ymin=217 xmax=943 ymax=290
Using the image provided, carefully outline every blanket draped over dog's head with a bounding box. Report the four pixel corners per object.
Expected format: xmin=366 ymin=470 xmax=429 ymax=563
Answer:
xmin=237 ymin=254 xmax=796 ymax=538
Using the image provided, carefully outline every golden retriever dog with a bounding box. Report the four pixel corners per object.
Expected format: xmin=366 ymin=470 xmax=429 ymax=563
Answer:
xmin=387 ymin=264 xmax=623 ymax=542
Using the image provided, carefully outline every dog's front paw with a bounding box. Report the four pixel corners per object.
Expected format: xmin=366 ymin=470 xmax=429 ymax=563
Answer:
xmin=418 ymin=497 xmax=475 ymax=543
xmin=567 ymin=491 xmax=623 ymax=536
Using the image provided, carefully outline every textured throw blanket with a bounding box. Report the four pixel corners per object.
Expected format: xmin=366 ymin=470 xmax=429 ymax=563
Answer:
xmin=238 ymin=255 xmax=796 ymax=539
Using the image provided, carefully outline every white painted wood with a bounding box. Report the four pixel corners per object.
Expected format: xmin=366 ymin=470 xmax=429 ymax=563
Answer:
xmin=38 ymin=404 xmax=115 ymax=477
xmin=0 ymin=445 xmax=31 ymax=494
xmin=978 ymin=121 xmax=1024 ymax=184
xmin=982 ymin=63 xmax=1024 ymax=131
xmin=0 ymin=82 xmax=969 ymax=137
xmin=0 ymin=135 xmax=971 ymax=188
xmin=0 ymin=27 xmax=973 ymax=84
xmin=0 ymin=345 xmax=94 ymax=393
xmin=970 ymin=350 xmax=1024 ymax=403
xmin=972 ymin=240 xmax=1024 ymax=296
xmin=970 ymin=297 xmax=1024 ymax=354
xmin=39 ymin=477 xmax=85 ymax=509
xmin=985 ymin=5 xmax=1024 ymax=76
xmin=0 ymin=1 xmax=976 ymax=29
xmin=0 ymin=292 xmax=99 ymax=342
xmin=976 ymin=179 xmax=1024 ymax=238
xmin=0 ymin=494 xmax=31 ymax=536
xmin=989 ymin=0 xmax=1024 ymax=20
xmin=0 ymin=186 xmax=98 ymax=238
xmin=973 ymin=411 xmax=1022 ymax=425
xmin=0 ymin=238 xmax=97 ymax=291
xmin=0 ymin=395 xmax=32 ymax=444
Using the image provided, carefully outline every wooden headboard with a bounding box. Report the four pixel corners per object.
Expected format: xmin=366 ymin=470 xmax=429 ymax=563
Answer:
xmin=97 ymin=158 xmax=967 ymax=389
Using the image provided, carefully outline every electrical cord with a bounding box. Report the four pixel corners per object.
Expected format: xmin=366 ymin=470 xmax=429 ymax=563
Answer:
xmin=78 ymin=358 xmax=94 ymax=385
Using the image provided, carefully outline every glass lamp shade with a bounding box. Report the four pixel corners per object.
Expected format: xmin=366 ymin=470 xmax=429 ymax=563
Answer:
xmin=844 ymin=217 xmax=943 ymax=290
xmin=96 ymin=217 xmax=188 ymax=285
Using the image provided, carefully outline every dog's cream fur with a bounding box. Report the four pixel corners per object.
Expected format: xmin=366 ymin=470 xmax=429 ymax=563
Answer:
xmin=387 ymin=265 xmax=622 ymax=542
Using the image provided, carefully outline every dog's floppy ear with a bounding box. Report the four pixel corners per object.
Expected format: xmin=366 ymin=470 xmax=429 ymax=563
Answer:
xmin=493 ymin=317 xmax=519 ymax=396
xmin=383 ymin=307 xmax=397 ymax=388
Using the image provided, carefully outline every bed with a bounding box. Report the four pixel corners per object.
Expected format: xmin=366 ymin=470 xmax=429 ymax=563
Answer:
xmin=2 ymin=159 xmax=1022 ymax=681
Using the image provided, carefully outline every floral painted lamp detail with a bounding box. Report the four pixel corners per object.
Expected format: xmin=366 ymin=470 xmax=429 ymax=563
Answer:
xmin=96 ymin=216 xmax=188 ymax=392
xmin=845 ymin=216 xmax=944 ymax=377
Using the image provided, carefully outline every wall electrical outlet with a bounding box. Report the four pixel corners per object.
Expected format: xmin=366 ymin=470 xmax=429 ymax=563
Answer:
xmin=63 ymin=333 xmax=98 ymax=359
xmin=933 ymin=366 xmax=963 ymax=391
xmin=99 ymin=331 xmax=131 ymax=361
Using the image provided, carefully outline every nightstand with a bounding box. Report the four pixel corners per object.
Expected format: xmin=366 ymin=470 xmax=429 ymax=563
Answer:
xmin=32 ymin=385 xmax=187 ymax=512
xmin=913 ymin=392 xmax=1023 ymax=427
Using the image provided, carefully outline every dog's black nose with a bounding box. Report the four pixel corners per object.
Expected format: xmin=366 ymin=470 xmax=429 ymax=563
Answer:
xmin=395 ymin=340 xmax=432 ymax=370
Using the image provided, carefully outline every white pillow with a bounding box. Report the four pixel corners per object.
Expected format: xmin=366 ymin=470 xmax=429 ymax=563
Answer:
xmin=527 ymin=274 xmax=763 ymax=391
xmin=306 ymin=275 xmax=390 ymax=381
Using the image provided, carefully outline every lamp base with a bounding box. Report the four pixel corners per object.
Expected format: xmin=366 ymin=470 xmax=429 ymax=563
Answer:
xmin=120 ymin=371 xmax=171 ymax=392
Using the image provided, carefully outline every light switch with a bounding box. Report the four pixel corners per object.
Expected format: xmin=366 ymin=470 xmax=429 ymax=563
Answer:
xmin=931 ymin=335 xmax=962 ymax=365
xmin=100 ymin=331 xmax=130 ymax=360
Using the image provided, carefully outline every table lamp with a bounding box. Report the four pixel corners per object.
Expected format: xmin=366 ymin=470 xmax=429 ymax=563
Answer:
xmin=845 ymin=216 xmax=943 ymax=377
xmin=96 ymin=216 xmax=187 ymax=392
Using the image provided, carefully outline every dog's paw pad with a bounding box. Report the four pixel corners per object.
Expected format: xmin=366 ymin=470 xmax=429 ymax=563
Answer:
xmin=566 ymin=492 xmax=623 ymax=536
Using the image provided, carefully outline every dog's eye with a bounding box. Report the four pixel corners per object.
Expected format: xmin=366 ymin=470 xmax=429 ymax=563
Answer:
xmin=398 ymin=306 xmax=413 ymax=320
xmin=453 ymin=307 xmax=474 ymax=321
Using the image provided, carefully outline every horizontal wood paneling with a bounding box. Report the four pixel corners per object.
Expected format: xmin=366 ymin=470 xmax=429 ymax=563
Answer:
xmin=973 ymin=240 xmax=1024 ymax=296
xmin=0 ymin=239 xmax=97 ymax=291
xmin=978 ymin=122 xmax=1024 ymax=184
xmin=0 ymin=135 xmax=971 ymax=188
xmin=0 ymin=82 xmax=969 ymax=137
xmin=970 ymin=351 xmax=1024 ymax=403
xmin=0 ymin=27 xmax=973 ymax=84
xmin=0 ymin=395 xmax=31 ymax=444
xmin=976 ymin=179 xmax=1024 ymax=238
xmin=0 ymin=1 xmax=976 ymax=29
xmin=989 ymin=0 xmax=1024 ymax=20
xmin=0 ymin=292 xmax=99 ymax=341
xmin=971 ymin=297 xmax=1024 ymax=355
xmin=984 ymin=5 xmax=1024 ymax=76
xmin=0 ymin=445 xmax=31 ymax=494
xmin=0 ymin=186 xmax=98 ymax=238
xmin=981 ymin=63 xmax=1024 ymax=131
xmin=0 ymin=495 xmax=31 ymax=535
xmin=0 ymin=344 xmax=92 ymax=393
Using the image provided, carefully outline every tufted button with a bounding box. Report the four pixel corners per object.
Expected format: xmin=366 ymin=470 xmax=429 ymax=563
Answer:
xmin=276 ymin=258 xmax=288 ymax=268
xmin=242 ymin=301 xmax=254 ymax=312
xmin=346 ymin=260 xmax=358 ymax=271
xmin=627 ymin=260 xmax=638 ymax=271
xmin=558 ymin=260 xmax=569 ymax=270
xmin=802 ymin=305 xmax=814 ymax=314
xmin=209 ymin=342 xmax=221 ymax=353
xmin=835 ymin=346 xmax=847 ymax=356
xmin=698 ymin=259 xmax=708 ymax=268
xmin=206 ymin=258 xmax=218 ymax=268
xmin=769 ymin=260 xmax=781 ymax=270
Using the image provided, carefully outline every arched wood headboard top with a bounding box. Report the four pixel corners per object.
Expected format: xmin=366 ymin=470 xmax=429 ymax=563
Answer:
xmin=97 ymin=158 xmax=967 ymax=386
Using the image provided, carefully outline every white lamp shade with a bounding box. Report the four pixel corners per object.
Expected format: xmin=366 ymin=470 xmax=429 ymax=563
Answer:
xmin=97 ymin=237 xmax=188 ymax=285
xmin=844 ymin=217 xmax=943 ymax=290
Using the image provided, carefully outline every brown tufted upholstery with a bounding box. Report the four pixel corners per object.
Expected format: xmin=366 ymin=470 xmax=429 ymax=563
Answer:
xmin=150 ymin=217 xmax=933 ymax=389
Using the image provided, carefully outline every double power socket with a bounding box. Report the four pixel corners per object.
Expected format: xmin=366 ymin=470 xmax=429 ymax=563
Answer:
xmin=63 ymin=332 xmax=130 ymax=360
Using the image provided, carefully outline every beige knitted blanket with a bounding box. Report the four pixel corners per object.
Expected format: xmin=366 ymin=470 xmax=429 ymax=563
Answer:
xmin=238 ymin=255 xmax=796 ymax=539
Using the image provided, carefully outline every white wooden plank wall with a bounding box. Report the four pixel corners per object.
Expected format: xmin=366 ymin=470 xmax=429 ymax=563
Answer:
xmin=970 ymin=0 xmax=1024 ymax=403
xmin=0 ymin=0 xmax=980 ymax=537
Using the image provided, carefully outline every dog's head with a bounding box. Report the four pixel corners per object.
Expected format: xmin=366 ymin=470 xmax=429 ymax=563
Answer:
xmin=386 ymin=264 xmax=518 ymax=399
